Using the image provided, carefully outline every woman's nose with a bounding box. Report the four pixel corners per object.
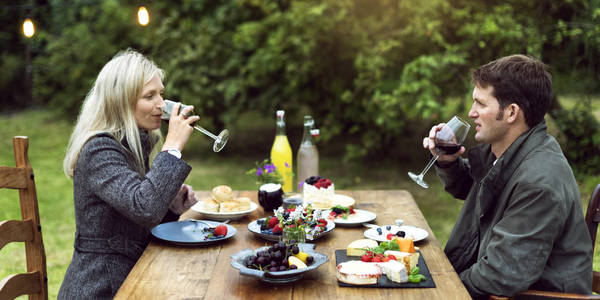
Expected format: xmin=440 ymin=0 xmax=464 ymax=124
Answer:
xmin=157 ymin=96 xmax=165 ymax=109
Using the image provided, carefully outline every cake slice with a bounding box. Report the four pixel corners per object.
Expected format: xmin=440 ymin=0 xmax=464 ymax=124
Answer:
xmin=336 ymin=261 xmax=382 ymax=285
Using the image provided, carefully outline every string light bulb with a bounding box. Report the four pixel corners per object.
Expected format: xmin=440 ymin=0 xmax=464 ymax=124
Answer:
xmin=137 ymin=6 xmax=149 ymax=26
xmin=23 ymin=18 xmax=35 ymax=38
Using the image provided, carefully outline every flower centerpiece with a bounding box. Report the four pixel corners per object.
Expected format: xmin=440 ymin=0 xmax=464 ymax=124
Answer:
xmin=273 ymin=204 xmax=327 ymax=243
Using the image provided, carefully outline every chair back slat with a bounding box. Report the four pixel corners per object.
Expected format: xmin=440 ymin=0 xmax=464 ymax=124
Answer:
xmin=0 ymin=272 xmax=42 ymax=300
xmin=0 ymin=136 xmax=48 ymax=300
xmin=585 ymin=184 xmax=600 ymax=252
xmin=0 ymin=166 xmax=28 ymax=189
xmin=0 ymin=220 xmax=34 ymax=250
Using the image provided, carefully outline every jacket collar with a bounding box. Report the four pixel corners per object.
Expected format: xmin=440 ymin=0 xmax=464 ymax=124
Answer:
xmin=468 ymin=121 xmax=548 ymax=209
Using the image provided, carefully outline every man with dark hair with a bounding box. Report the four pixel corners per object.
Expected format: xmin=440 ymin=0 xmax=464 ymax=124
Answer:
xmin=423 ymin=55 xmax=592 ymax=298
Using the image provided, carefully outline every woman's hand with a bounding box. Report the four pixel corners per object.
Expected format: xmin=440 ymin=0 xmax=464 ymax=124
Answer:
xmin=423 ymin=123 xmax=465 ymax=165
xmin=162 ymin=102 xmax=200 ymax=152
xmin=169 ymin=184 xmax=198 ymax=215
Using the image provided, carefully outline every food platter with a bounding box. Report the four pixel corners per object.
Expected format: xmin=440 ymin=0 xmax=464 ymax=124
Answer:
xmin=364 ymin=225 xmax=429 ymax=242
xmin=325 ymin=209 xmax=377 ymax=227
xmin=231 ymin=243 xmax=328 ymax=284
xmin=247 ymin=219 xmax=336 ymax=242
xmin=151 ymin=220 xmax=236 ymax=246
xmin=190 ymin=201 xmax=258 ymax=221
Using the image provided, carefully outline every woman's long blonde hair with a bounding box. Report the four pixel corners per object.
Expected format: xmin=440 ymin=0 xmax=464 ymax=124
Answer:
xmin=64 ymin=49 xmax=163 ymax=178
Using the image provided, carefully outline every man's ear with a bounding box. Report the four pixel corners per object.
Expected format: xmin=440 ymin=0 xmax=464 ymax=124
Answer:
xmin=506 ymin=103 xmax=521 ymax=124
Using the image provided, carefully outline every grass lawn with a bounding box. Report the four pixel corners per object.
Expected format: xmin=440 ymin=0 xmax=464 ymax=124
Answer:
xmin=1 ymin=102 xmax=599 ymax=298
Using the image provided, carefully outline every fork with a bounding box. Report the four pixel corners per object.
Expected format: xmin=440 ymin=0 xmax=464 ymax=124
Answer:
xmin=189 ymin=219 xmax=230 ymax=231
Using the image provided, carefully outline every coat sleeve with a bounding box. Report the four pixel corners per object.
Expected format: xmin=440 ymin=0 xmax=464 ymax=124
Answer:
xmin=80 ymin=136 xmax=191 ymax=229
xmin=435 ymin=157 xmax=473 ymax=200
xmin=459 ymin=182 xmax=564 ymax=298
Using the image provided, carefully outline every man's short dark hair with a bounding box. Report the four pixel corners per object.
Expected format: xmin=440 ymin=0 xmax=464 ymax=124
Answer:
xmin=471 ymin=54 xmax=553 ymax=128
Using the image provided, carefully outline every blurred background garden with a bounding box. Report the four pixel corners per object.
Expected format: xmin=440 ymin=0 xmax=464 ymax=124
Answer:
xmin=1 ymin=0 xmax=600 ymax=298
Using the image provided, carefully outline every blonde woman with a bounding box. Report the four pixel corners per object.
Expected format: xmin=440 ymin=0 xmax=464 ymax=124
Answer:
xmin=59 ymin=49 xmax=198 ymax=299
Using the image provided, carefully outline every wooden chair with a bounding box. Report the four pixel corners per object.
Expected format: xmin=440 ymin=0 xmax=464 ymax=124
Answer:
xmin=0 ymin=137 xmax=48 ymax=299
xmin=489 ymin=183 xmax=600 ymax=300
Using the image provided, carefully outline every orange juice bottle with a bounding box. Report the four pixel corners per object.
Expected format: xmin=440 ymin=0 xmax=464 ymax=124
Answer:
xmin=270 ymin=110 xmax=293 ymax=193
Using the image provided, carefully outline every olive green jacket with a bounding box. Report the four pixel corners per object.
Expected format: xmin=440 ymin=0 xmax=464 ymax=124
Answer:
xmin=436 ymin=122 xmax=592 ymax=299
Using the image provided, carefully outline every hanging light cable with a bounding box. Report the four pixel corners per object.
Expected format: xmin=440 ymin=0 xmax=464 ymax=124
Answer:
xmin=23 ymin=18 xmax=35 ymax=38
xmin=137 ymin=6 xmax=149 ymax=26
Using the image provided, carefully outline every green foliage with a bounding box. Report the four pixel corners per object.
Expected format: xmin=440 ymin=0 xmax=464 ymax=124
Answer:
xmin=3 ymin=0 xmax=599 ymax=168
xmin=552 ymin=101 xmax=600 ymax=175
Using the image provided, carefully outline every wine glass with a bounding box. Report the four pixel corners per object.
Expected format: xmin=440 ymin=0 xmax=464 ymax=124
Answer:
xmin=408 ymin=116 xmax=470 ymax=188
xmin=161 ymin=99 xmax=230 ymax=152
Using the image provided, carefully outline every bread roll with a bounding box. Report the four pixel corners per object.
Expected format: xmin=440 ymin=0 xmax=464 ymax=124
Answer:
xmin=201 ymin=198 xmax=219 ymax=212
xmin=235 ymin=197 xmax=252 ymax=211
xmin=212 ymin=185 xmax=234 ymax=203
xmin=219 ymin=201 xmax=240 ymax=213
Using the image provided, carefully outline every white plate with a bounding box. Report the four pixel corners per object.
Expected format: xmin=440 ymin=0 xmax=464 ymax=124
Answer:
xmin=247 ymin=219 xmax=335 ymax=242
xmin=298 ymin=194 xmax=356 ymax=209
xmin=364 ymin=225 xmax=429 ymax=242
xmin=325 ymin=209 xmax=376 ymax=226
xmin=190 ymin=201 xmax=258 ymax=221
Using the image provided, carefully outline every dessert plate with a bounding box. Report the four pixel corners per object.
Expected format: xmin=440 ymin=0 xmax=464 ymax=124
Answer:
xmin=364 ymin=225 xmax=429 ymax=242
xmin=231 ymin=243 xmax=328 ymax=284
xmin=151 ymin=220 xmax=236 ymax=246
xmin=191 ymin=201 xmax=258 ymax=221
xmin=247 ymin=219 xmax=335 ymax=242
xmin=325 ymin=209 xmax=377 ymax=227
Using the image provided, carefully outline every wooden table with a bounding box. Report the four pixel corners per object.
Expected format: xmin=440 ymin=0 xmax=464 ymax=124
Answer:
xmin=115 ymin=190 xmax=470 ymax=299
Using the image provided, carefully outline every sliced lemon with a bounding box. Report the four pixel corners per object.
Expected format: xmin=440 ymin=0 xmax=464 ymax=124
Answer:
xmin=288 ymin=256 xmax=308 ymax=269
xmin=293 ymin=251 xmax=310 ymax=263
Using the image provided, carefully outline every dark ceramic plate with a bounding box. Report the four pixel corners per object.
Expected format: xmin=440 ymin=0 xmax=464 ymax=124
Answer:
xmin=151 ymin=220 xmax=236 ymax=246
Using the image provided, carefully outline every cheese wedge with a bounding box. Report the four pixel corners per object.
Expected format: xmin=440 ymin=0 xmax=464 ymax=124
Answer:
xmin=347 ymin=239 xmax=378 ymax=256
xmin=384 ymin=250 xmax=420 ymax=271
xmin=382 ymin=260 xmax=408 ymax=283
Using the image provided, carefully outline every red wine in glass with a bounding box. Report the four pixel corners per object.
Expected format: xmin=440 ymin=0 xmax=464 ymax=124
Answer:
xmin=434 ymin=140 xmax=462 ymax=155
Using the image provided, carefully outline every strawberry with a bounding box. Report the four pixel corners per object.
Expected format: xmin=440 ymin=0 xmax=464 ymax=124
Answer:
xmin=214 ymin=225 xmax=228 ymax=237
xmin=382 ymin=257 xmax=391 ymax=262
xmin=387 ymin=254 xmax=397 ymax=261
xmin=386 ymin=233 xmax=395 ymax=240
xmin=361 ymin=254 xmax=372 ymax=262
xmin=349 ymin=206 xmax=355 ymax=214
xmin=268 ymin=216 xmax=278 ymax=229
xmin=318 ymin=219 xmax=327 ymax=225
xmin=272 ymin=223 xmax=283 ymax=234
xmin=372 ymin=256 xmax=382 ymax=263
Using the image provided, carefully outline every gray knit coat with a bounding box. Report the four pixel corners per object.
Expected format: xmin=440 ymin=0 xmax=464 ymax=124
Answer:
xmin=58 ymin=130 xmax=191 ymax=299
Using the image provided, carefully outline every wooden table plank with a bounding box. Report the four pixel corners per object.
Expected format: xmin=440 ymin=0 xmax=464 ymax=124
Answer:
xmin=115 ymin=190 xmax=469 ymax=299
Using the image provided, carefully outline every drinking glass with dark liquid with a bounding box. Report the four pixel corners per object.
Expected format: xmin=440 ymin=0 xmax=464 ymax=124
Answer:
xmin=408 ymin=116 xmax=470 ymax=188
xmin=161 ymin=99 xmax=229 ymax=152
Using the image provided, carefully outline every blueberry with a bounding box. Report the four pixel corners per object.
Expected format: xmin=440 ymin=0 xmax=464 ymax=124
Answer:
xmin=306 ymin=256 xmax=314 ymax=265
xmin=376 ymin=227 xmax=382 ymax=235
xmin=386 ymin=225 xmax=391 ymax=230
xmin=396 ymin=230 xmax=406 ymax=238
xmin=279 ymin=265 xmax=287 ymax=271
xmin=292 ymin=245 xmax=300 ymax=254
xmin=257 ymin=219 xmax=264 ymax=225
xmin=290 ymin=264 xmax=298 ymax=270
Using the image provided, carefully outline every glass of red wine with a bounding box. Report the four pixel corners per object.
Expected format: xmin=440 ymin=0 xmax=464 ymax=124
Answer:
xmin=408 ymin=116 xmax=470 ymax=188
xmin=161 ymin=99 xmax=229 ymax=152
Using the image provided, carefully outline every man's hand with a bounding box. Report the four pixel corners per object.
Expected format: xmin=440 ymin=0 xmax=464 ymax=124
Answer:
xmin=169 ymin=184 xmax=198 ymax=215
xmin=423 ymin=123 xmax=466 ymax=165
